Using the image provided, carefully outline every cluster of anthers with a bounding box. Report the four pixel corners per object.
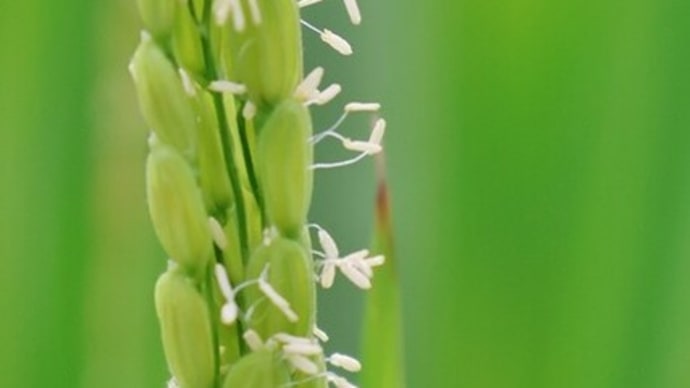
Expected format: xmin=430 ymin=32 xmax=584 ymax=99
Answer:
xmin=207 ymin=0 xmax=386 ymax=386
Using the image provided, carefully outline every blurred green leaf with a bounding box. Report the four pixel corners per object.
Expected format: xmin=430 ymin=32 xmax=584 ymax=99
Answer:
xmin=361 ymin=162 xmax=405 ymax=388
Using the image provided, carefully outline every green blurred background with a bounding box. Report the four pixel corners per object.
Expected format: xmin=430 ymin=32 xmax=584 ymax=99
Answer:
xmin=2 ymin=1 xmax=690 ymax=387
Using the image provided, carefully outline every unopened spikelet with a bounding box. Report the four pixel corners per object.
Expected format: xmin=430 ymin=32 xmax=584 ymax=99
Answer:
xmin=221 ymin=0 xmax=303 ymax=106
xmin=155 ymin=270 xmax=215 ymax=388
xmin=136 ymin=0 xmax=177 ymax=39
xmin=130 ymin=34 xmax=197 ymax=160
xmin=257 ymin=99 xmax=313 ymax=238
xmin=194 ymin=90 xmax=234 ymax=213
xmin=244 ymin=237 xmax=315 ymax=339
xmin=222 ymin=348 xmax=291 ymax=388
xmin=172 ymin=4 xmax=206 ymax=81
xmin=146 ymin=140 xmax=212 ymax=273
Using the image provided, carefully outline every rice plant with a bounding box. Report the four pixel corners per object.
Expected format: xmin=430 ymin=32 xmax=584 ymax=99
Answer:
xmin=129 ymin=0 xmax=390 ymax=386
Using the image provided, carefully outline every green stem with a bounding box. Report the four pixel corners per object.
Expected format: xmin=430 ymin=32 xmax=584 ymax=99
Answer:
xmin=197 ymin=11 xmax=250 ymax=263
xmin=204 ymin=259 xmax=221 ymax=388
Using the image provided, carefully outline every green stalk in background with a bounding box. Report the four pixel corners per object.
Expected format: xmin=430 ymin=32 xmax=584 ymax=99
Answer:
xmin=361 ymin=160 xmax=405 ymax=388
xmin=130 ymin=0 xmax=392 ymax=386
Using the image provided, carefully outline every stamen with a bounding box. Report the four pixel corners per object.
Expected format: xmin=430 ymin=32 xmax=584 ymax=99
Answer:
xmin=343 ymin=249 xmax=372 ymax=278
xmin=338 ymin=260 xmax=372 ymax=289
xmin=259 ymin=266 xmax=299 ymax=322
xmin=273 ymin=333 xmax=314 ymax=345
xmin=350 ymin=256 xmax=373 ymax=278
xmin=328 ymin=353 xmax=362 ymax=372
xmin=365 ymin=255 xmax=385 ymax=267
xmin=178 ymin=68 xmax=196 ymax=96
xmin=300 ymin=20 xmax=353 ymax=55
xmin=243 ymin=101 xmax=257 ymax=120
xmin=243 ymin=330 xmax=264 ymax=351
xmin=321 ymin=29 xmax=353 ymax=55
xmin=320 ymin=261 xmax=337 ymax=288
xmin=310 ymin=111 xmax=349 ymax=144
xmin=342 ymin=139 xmax=382 ymax=154
xmin=209 ymin=217 xmax=228 ymax=250
xmin=370 ymin=118 xmax=386 ymax=146
xmin=214 ymin=263 xmax=234 ymax=300
xmin=221 ymin=302 xmax=239 ymax=324
xmin=318 ymin=229 xmax=339 ymax=259
xmin=326 ymin=372 xmax=357 ymax=388
xmin=311 ymin=152 xmax=368 ymax=170
xmin=313 ymin=326 xmax=330 ymax=342
xmin=214 ymin=264 xmax=239 ymax=324
xmin=287 ymin=354 xmax=319 ymax=375
xmin=283 ymin=342 xmax=323 ymax=356
xmin=314 ymin=83 xmax=342 ymax=105
xmin=312 ymin=250 xmax=327 ymax=258
xmin=208 ymin=80 xmax=247 ymax=95
xmin=298 ymin=0 xmax=323 ymax=7
xmin=343 ymin=0 xmax=362 ymax=25
xmin=295 ymin=67 xmax=325 ymax=101
xmin=345 ymin=102 xmax=381 ymax=112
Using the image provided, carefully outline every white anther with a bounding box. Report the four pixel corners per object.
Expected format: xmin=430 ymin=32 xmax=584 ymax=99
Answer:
xmin=321 ymin=29 xmax=353 ymax=55
xmin=283 ymin=342 xmax=323 ymax=356
xmin=365 ymin=255 xmax=385 ymax=267
xmin=328 ymin=353 xmax=362 ymax=372
xmin=214 ymin=264 xmax=234 ymax=300
xmin=287 ymin=354 xmax=319 ymax=375
xmin=221 ymin=302 xmax=239 ymax=325
xmin=209 ymin=217 xmax=228 ymax=250
xmin=343 ymin=0 xmax=362 ymax=25
xmin=370 ymin=118 xmax=386 ymax=146
xmin=295 ymin=67 xmax=325 ymax=101
xmin=345 ymin=102 xmax=381 ymax=112
xmin=326 ymin=372 xmax=357 ymax=388
xmin=178 ymin=68 xmax=196 ymax=97
xmin=313 ymin=326 xmax=329 ymax=342
xmin=317 ymin=229 xmax=339 ymax=259
xmin=342 ymin=139 xmax=382 ymax=155
xmin=259 ymin=267 xmax=299 ymax=322
xmin=248 ymin=0 xmax=262 ymax=24
xmin=320 ymin=261 xmax=337 ymax=288
xmin=214 ymin=264 xmax=240 ymax=324
xmin=314 ymin=84 xmax=342 ymax=105
xmin=273 ymin=332 xmax=314 ymax=345
xmin=243 ymin=330 xmax=264 ymax=351
xmin=298 ymin=0 xmax=322 ymax=7
xmin=350 ymin=255 xmax=373 ymax=278
xmin=243 ymin=101 xmax=257 ymax=120
xmin=208 ymin=80 xmax=247 ymax=95
xmin=338 ymin=260 xmax=372 ymax=289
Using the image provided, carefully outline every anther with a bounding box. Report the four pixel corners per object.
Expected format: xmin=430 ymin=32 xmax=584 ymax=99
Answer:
xmin=178 ymin=69 xmax=196 ymax=97
xmin=295 ymin=67 xmax=325 ymax=101
xmin=208 ymin=80 xmax=247 ymax=95
xmin=208 ymin=217 xmax=228 ymax=250
xmin=321 ymin=29 xmax=353 ymax=55
xmin=298 ymin=0 xmax=323 ymax=8
xmin=343 ymin=0 xmax=362 ymax=25
xmin=328 ymin=353 xmax=362 ymax=372
xmin=258 ymin=266 xmax=299 ymax=322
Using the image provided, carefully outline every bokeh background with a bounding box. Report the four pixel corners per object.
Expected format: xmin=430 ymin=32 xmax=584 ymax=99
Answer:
xmin=2 ymin=1 xmax=690 ymax=387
